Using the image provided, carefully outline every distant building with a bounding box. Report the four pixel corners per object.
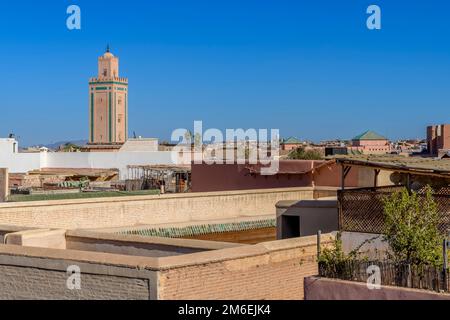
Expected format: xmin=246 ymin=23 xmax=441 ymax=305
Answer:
xmin=392 ymin=139 xmax=425 ymax=155
xmin=119 ymin=138 xmax=158 ymax=152
xmin=0 ymin=137 xmax=184 ymax=180
xmin=280 ymin=137 xmax=303 ymax=151
xmin=324 ymin=146 xmax=348 ymax=157
xmin=88 ymin=46 xmax=128 ymax=150
xmin=427 ymin=124 xmax=450 ymax=157
xmin=349 ymin=130 xmax=390 ymax=155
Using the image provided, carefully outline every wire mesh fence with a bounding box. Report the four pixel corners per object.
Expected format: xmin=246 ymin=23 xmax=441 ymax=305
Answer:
xmin=338 ymin=186 xmax=450 ymax=234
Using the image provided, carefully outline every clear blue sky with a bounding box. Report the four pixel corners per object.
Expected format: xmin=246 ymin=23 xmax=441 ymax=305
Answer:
xmin=1 ymin=0 xmax=449 ymax=146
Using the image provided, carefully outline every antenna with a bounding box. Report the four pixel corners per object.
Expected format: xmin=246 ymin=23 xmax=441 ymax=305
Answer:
xmin=106 ymin=44 xmax=110 ymax=53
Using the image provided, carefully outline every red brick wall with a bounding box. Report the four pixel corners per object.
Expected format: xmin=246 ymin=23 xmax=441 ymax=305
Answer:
xmin=158 ymin=237 xmax=332 ymax=300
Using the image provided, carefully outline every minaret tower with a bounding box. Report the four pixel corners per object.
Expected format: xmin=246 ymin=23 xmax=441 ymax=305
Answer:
xmin=88 ymin=46 xmax=128 ymax=145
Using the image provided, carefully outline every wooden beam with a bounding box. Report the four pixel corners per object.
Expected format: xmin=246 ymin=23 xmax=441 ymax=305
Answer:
xmin=341 ymin=164 xmax=350 ymax=190
xmin=344 ymin=166 xmax=352 ymax=178
xmin=374 ymin=169 xmax=380 ymax=188
xmin=335 ymin=161 xmax=450 ymax=179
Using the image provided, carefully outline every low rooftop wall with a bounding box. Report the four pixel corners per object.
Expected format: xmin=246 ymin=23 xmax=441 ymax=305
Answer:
xmin=0 ymin=233 xmax=334 ymax=300
xmin=65 ymin=230 xmax=239 ymax=257
xmin=0 ymin=244 xmax=158 ymax=300
xmin=157 ymin=234 xmax=333 ymax=300
xmin=6 ymin=229 xmax=66 ymax=250
xmin=0 ymin=187 xmax=337 ymax=230
xmin=0 ymin=224 xmax=38 ymax=243
xmin=1 ymin=227 xmax=237 ymax=258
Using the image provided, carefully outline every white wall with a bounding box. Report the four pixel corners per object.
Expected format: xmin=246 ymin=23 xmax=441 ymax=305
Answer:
xmin=0 ymin=139 xmax=184 ymax=180
xmin=44 ymin=151 xmax=182 ymax=179
xmin=0 ymin=139 xmax=41 ymax=173
xmin=341 ymin=231 xmax=389 ymax=260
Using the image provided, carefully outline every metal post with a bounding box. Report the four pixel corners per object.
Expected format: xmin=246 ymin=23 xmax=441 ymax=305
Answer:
xmin=317 ymin=230 xmax=322 ymax=259
xmin=406 ymin=173 xmax=412 ymax=195
xmin=443 ymin=232 xmax=449 ymax=292
xmin=338 ymin=164 xmax=346 ymax=232
xmin=444 ymin=240 xmax=448 ymax=270
xmin=407 ymin=264 xmax=412 ymax=288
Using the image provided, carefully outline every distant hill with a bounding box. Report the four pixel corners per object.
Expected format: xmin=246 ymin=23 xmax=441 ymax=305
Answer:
xmin=24 ymin=140 xmax=88 ymax=151
xmin=45 ymin=140 xmax=88 ymax=150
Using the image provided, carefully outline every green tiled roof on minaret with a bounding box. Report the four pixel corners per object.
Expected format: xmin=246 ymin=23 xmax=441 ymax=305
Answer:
xmin=352 ymin=130 xmax=387 ymax=141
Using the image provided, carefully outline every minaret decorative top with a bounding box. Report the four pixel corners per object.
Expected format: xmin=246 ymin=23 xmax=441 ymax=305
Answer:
xmin=98 ymin=47 xmax=118 ymax=78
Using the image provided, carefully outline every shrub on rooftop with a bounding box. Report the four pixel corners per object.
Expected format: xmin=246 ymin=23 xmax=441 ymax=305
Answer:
xmin=382 ymin=185 xmax=443 ymax=268
xmin=287 ymin=147 xmax=322 ymax=160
